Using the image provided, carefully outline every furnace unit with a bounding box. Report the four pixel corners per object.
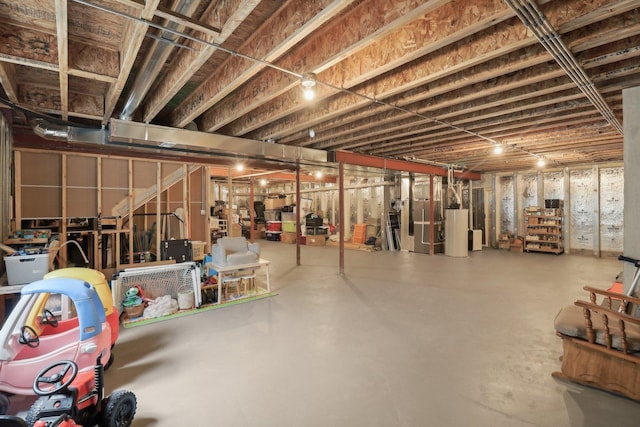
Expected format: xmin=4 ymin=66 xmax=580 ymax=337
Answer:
xmin=411 ymin=178 xmax=444 ymax=254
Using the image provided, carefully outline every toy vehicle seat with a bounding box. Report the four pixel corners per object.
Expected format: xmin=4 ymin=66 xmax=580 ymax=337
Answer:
xmin=0 ymin=416 xmax=27 ymax=427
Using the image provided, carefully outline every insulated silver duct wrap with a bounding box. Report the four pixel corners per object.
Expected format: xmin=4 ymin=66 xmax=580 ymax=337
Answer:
xmin=543 ymin=171 xmax=564 ymax=200
xmin=517 ymin=174 xmax=538 ymax=236
xmin=570 ymin=169 xmax=594 ymax=250
xmin=498 ymin=175 xmax=514 ymax=235
xmin=600 ymin=167 xmax=624 ymax=252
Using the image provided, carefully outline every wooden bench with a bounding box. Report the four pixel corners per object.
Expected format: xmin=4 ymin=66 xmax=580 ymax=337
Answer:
xmin=553 ymin=286 xmax=640 ymax=401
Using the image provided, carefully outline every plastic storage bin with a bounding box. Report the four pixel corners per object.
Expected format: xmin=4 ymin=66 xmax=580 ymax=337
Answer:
xmin=4 ymin=252 xmax=49 ymax=285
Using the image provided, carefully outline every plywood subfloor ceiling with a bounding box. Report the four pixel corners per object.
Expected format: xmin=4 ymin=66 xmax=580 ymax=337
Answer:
xmin=1 ymin=0 xmax=639 ymax=173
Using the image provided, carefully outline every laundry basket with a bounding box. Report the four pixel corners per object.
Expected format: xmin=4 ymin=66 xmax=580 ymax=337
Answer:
xmin=177 ymin=285 xmax=195 ymax=310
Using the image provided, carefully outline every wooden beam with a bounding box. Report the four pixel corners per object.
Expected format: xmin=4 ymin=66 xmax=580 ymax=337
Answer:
xmin=102 ymin=0 xmax=161 ymax=125
xmin=241 ymin=0 xmax=622 ymax=147
xmin=0 ymin=62 xmax=18 ymax=102
xmin=306 ymin=17 xmax=637 ymax=155
xmin=198 ymin=0 xmax=449 ymax=133
xmin=108 ymin=0 xmax=222 ymax=37
xmin=170 ymin=0 xmax=353 ymax=128
xmin=55 ymin=0 xmax=69 ymax=120
xmin=145 ymin=0 xmax=262 ymax=123
xmin=222 ymin=0 xmax=517 ymax=137
xmin=208 ymin=167 xmax=337 ymax=184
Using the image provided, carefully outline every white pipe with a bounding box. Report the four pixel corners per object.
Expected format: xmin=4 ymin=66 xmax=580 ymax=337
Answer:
xmin=505 ymin=0 xmax=623 ymax=134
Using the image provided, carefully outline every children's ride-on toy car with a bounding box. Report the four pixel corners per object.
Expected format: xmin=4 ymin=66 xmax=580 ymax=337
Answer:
xmin=42 ymin=268 xmax=119 ymax=356
xmin=25 ymin=356 xmax=136 ymax=427
xmin=0 ymin=278 xmax=114 ymax=415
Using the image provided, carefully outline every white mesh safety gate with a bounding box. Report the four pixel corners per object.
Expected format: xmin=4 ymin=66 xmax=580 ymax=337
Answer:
xmin=111 ymin=262 xmax=202 ymax=309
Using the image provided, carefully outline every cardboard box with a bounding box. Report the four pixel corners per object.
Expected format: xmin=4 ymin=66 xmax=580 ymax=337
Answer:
xmin=264 ymin=210 xmax=280 ymax=221
xmin=191 ymin=241 xmax=206 ymax=261
xmin=4 ymin=252 xmax=49 ymax=285
xmin=264 ymin=198 xmax=286 ymax=210
xmin=305 ymin=236 xmax=326 ymax=246
xmin=281 ymin=212 xmax=296 ymax=222
xmin=282 ymin=221 xmax=296 ymax=232
xmin=229 ymin=223 xmax=243 ymax=237
xmin=280 ymin=232 xmax=297 ymax=244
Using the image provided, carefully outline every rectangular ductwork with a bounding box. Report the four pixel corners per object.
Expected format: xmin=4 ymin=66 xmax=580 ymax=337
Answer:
xmin=108 ymin=119 xmax=328 ymax=165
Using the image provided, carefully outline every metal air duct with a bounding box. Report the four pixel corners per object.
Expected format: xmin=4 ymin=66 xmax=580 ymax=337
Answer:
xmin=119 ymin=0 xmax=200 ymax=121
xmin=30 ymin=118 xmax=107 ymax=145
xmin=107 ymin=119 xmax=328 ymax=165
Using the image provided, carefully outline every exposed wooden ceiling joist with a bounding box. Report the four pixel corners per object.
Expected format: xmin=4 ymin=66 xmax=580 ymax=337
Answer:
xmin=0 ymin=0 xmax=637 ymax=174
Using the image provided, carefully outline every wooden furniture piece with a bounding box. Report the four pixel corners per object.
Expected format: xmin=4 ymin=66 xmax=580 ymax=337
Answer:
xmin=553 ymin=286 xmax=640 ymax=401
xmin=524 ymin=208 xmax=563 ymax=254
xmin=208 ymin=259 xmax=271 ymax=304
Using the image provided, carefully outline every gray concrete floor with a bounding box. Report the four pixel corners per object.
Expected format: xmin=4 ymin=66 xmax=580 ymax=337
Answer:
xmin=19 ymin=243 xmax=640 ymax=426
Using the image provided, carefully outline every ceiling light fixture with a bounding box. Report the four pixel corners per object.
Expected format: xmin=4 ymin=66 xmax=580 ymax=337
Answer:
xmin=260 ymin=179 xmax=268 ymax=186
xmin=493 ymin=145 xmax=503 ymax=154
xmin=315 ymin=171 xmax=323 ymax=179
xmin=536 ymin=158 xmax=546 ymax=168
xmin=301 ymin=73 xmax=317 ymax=101
xmin=236 ymin=162 xmax=245 ymax=172
xmin=78 ymin=1 xmax=566 ymax=171
xmin=309 ymin=128 xmax=315 ymax=138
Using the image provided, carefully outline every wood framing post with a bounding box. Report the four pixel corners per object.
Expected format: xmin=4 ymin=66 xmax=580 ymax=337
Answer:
xmin=13 ymin=151 xmax=21 ymax=232
xmin=296 ymin=168 xmax=301 ymax=266
xmin=156 ymin=163 xmax=161 ymax=260
xmin=429 ymin=174 xmax=435 ymax=255
xmin=61 ymin=155 xmax=68 ymax=267
xmin=250 ymin=177 xmax=255 ymax=243
xmin=592 ymin=165 xmax=600 ymax=257
xmin=128 ymin=160 xmax=133 ymax=261
xmin=97 ymin=158 xmax=102 ymax=271
xmin=182 ymin=164 xmax=188 ymax=240
xmin=339 ymin=162 xmax=345 ymax=274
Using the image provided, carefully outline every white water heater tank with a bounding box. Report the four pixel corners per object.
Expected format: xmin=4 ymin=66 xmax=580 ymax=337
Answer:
xmin=445 ymin=209 xmax=468 ymax=257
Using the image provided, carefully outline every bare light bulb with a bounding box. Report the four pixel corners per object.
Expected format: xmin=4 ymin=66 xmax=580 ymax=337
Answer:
xmin=493 ymin=145 xmax=503 ymax=154
xmin=303 ymin=87 xmax=315 ymax=100
xmin=536 ymin=158 xmax=545 ymax=168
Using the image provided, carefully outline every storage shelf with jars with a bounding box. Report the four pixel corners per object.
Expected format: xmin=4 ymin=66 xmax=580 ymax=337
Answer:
xmin=524 ymin=207 xmax=564 ymax=255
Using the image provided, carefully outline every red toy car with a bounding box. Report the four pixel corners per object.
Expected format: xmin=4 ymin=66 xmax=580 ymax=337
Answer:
xmin=26 ymin=356 xmax=136 ymax=427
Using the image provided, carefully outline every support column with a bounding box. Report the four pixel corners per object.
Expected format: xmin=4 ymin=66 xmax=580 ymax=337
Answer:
xmin=296 ymin=168 xmax=301 ymax=266
xmin=623 ymin=86 xmax=640 ymax=293
xmin=339 ymin=162 xmax=344 ymax=274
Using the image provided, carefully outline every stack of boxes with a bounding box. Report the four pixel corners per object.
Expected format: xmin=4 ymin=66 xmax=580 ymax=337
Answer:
xmin=281 ymin=212 xmax=297 ymax=244
xmin=305 ymin=214 xmax=326 ymax=246
xmin=264 ymin=196 xmax=286 ymax=241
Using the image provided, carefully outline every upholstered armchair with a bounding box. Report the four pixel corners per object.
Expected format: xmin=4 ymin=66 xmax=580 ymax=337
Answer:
xmin=210 ymin=237 xmax=260 ymax=267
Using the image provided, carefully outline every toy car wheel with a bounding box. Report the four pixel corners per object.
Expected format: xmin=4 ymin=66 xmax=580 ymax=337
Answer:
xmin=33 ymin=360 xmax=78 ymax=396
xmin=0 ymin=393 xmax=10 ymax=415
xmin=41 ymin=309 xmax=58 ymax=327
xmin=101 ymin=390 xmax=137 ymax=427
xmin=19 ymin=325 xmax=39 ymax=348
xmin=24 ymin=396 xmax=47 ymax=427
